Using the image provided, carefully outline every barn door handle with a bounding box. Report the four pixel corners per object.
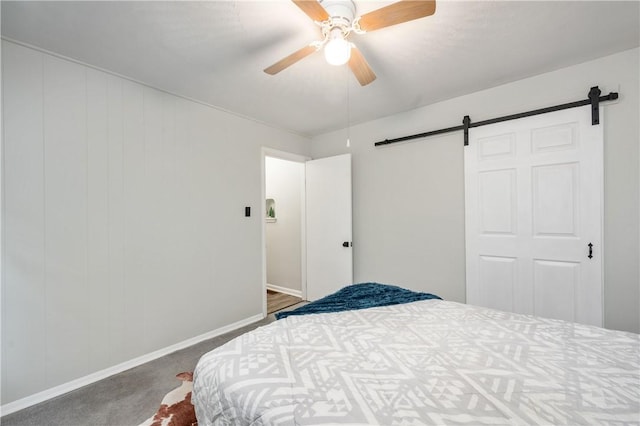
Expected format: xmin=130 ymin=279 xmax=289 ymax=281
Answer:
xmin=588 ymin=243 xmax=593 ymax=259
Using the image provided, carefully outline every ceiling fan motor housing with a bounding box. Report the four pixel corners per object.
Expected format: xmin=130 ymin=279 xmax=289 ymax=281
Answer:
xmin=320 ymin=0 xmax=356 ymax=30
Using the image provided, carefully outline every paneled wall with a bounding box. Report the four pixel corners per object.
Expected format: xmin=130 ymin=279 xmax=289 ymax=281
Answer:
xmin=1 ymin=40 xmax=310 ymax=405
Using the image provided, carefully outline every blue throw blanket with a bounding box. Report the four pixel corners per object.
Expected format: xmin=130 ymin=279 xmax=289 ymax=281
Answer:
xmin=275 ymin=282 xmax=441 ymax=320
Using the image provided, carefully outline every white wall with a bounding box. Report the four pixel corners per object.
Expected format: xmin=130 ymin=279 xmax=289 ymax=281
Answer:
xmin=1 ymin=40 xmax=311 ymax=407
xmin=265 ymin=157 xmax=304 ymax=294
xmin=311 ymin=48 xmax=640 ymax=334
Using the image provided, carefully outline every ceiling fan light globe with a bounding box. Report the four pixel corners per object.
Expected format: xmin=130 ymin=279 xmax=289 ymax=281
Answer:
xmin=324 ymin=38 xmax=351 ymax=66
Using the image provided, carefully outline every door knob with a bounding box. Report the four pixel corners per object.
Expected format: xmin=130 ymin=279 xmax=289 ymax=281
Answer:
xmin=342 ymin=241 xmax=351 ymax=247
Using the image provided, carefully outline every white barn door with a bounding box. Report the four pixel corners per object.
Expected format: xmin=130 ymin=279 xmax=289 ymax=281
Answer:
xmin=465 ymin=106 xmax=603 ymax=327
xmin=306 ymin=154 xmax=353 ymax=301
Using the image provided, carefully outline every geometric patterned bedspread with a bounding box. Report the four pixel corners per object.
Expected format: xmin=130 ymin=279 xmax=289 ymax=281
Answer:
xmin=193 ymin=300 xmax=640 ymax=425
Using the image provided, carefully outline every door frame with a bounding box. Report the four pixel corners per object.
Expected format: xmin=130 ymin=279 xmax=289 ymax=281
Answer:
xmin=261 ymin=148 xmax=311 ymax=318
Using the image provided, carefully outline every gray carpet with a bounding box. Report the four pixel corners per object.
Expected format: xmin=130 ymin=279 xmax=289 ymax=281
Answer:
xmin=1 ymin=301 xmax=307 ymax=426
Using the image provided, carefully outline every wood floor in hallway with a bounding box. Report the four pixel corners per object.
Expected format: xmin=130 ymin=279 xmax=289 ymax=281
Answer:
xmin=267 ymin=290 xmax=303 ymax=314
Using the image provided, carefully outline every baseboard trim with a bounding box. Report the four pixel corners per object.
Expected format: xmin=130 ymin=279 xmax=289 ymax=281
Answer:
xmin=0 ymin=313 xmax=263 ymax=417
xmin=266 ymin=283 xmax=302 ymax=298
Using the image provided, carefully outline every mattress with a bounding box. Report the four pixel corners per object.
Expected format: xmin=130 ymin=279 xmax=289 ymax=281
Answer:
xmin=193 ymin=299 xmax=640 ymax=425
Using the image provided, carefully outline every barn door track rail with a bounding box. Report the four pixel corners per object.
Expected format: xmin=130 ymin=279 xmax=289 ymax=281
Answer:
xmin=374 ymin=86 xmax=618 ymax=147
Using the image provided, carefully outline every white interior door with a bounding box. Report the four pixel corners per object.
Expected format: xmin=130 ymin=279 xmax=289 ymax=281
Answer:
xmin=306 ymin=154 xmax=353 ymax=301
xmin=465 ymin=106 xmax=603 ymax=327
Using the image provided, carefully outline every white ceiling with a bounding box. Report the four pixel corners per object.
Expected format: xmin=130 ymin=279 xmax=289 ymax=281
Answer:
xmin=2 ymin=1 xmax=639 ymax=137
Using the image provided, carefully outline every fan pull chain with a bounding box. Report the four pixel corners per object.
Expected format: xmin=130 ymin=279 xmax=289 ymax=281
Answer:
xmin=346 ymin=64 xmax=351 ymax=148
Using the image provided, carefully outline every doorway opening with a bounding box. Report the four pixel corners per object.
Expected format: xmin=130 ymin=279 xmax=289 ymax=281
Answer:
xmin=262 ymin=149 xmax=309 ymax=317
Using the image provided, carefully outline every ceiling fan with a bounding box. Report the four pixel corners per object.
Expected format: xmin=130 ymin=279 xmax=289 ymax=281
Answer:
xmin=264 ymin=0 xmax=436 ymax=86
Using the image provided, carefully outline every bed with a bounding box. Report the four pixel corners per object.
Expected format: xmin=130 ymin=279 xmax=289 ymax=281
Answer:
xmin=193 ymin=284 xmax=640 ymax=425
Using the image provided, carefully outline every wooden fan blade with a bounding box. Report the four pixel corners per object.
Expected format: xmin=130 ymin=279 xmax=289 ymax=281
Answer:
xmin=348 ymin=46 xmax=376 ymax=86
xmin=264 ymin=45 xmax=318 ymax=75
xmin=292 ymin=0 xmax=329 ymax=22
xmin=358 ymin=0 xmax=436 ymax=32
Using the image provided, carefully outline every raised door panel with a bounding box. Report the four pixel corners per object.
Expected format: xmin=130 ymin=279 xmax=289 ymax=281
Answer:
xmin=478 ymin=169 xmax=517 ymax=235
xmin=531 ymin=122 xmax=578 ymax=154
xmin=533 ymin=260 xmax=579 ymax=322
xmin=478 ymin=256 xmax=516 ymax=312
xmin=477 ymin=133 xmax=517 ymax=161
xmin=532 ymin=163 xmax=579 ymax=238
